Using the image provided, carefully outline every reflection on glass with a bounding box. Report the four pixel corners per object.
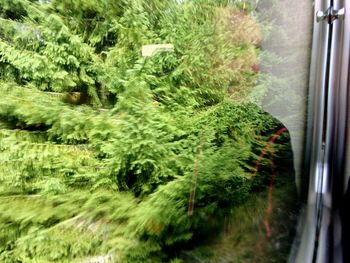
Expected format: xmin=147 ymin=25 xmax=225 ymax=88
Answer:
xmin=0 ymin=1 xmax=311 ymax=262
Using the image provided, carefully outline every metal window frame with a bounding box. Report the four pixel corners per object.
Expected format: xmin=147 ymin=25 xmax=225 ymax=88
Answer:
xmin=294 ymin=0 xmax=349 ymax=262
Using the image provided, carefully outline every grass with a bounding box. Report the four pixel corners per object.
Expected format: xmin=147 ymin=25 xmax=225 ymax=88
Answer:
xmin=177 ymin=172 xmax=299 ymax=263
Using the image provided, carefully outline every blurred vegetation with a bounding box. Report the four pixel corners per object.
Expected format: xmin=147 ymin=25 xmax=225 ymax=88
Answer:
xmin=0 ymin=0 xmax=296 ymax=262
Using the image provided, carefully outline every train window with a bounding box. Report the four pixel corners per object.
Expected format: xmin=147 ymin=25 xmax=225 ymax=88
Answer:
xmin=1 ymin=0 xmax=348 ymax=262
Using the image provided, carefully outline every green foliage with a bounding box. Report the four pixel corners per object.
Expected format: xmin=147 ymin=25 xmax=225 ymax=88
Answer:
xmin=1 ymin=0 xmax=260 ymax=107
xmin=0 ymin=1 xmax=293 ymax=262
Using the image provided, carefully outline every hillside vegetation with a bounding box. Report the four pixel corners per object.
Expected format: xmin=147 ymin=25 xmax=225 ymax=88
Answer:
xmin=0 ymin=1 xmax=297 ymax=262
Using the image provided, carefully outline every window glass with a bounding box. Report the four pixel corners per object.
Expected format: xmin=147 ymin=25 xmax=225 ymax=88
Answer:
xmin=0 ymin=1 xmax=313 ymax=262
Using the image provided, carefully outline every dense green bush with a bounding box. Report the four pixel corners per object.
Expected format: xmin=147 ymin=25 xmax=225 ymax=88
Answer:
xmin=0 ymin=0 xmax=292 ymax=262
